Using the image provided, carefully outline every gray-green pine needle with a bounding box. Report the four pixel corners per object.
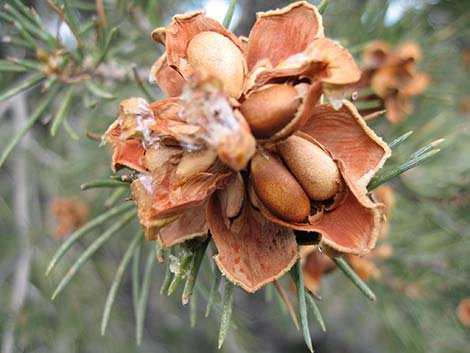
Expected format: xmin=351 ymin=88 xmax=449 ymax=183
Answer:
xmin=136 ymin=248 xmax=156 ymax=346
xmin=291 ymin=261 xmax=314 ymax=352
xmin=51 ymin=210 xmax=136 ymax=300
xmin=101 ymin=231 xmax=143 ymax=335
xmin=46 ymin=202 xmax=134 ymax=276
xmin=333 ymin=257 xmax=376 ymax=301
xmin=218 ymin=280 xmax=234 ymax=349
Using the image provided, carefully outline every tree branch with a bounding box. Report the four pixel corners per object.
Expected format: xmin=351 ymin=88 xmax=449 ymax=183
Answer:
xmin=1 ymin=94 xmax=32 ymax=353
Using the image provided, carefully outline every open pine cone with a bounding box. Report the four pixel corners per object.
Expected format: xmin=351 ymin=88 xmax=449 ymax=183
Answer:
xmin=103 ymin=1 xmax=390 ymax=292
xmin=356 ymin=41 xmax=430 ymax=123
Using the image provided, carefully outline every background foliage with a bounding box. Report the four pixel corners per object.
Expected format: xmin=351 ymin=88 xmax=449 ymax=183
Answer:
xmin=0 ymin=0 xmax=468 ymax=352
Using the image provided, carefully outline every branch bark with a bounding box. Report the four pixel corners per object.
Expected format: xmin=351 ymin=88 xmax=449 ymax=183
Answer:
xmin=1 ymin=94 xmax=32 ymax=353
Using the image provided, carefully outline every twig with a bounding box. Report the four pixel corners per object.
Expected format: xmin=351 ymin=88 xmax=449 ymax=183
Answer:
xmin=95 ymin=0 xmax=107 ymax=28
xmin=86 ymin=132 xmax=102 ymax=141
xmin=131 ymin=64 xmax=156 ymax=101
xmin=46 ymin=0 xmax=83 ymax=48
xmin=363 ymin=109 xmax=386 ymax=121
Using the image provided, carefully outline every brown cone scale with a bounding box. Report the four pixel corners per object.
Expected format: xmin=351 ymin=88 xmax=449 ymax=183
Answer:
xmin=250 ymin=151 xmax=310 ymax=223
xmin=278 ymin=135 xmax=340 ymax=201
xmin=240 ymin=84 xmax=301 ymax=138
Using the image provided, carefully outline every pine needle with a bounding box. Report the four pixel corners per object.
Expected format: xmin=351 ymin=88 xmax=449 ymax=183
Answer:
xmin=0 ymin=83 xmax=61 ymax=168
xmin=0 ymin=12 xmax=36 ymax=48
xmin=51 ymin=210 xmax=136 ymax=300
xmin=136 ymin=248 xmax=155 ymax=346
xmin=305 ymin=292 xmax=326 ymax=332
xmin=333 ymin=257 xmax=376 ymax=302
xmin=205 ymin=265 xmax=222 ymax=318
xmin=79 ymin=18 xmax=96 ymax=35
xmin=6 ymin=58 xmax=42 ymax=71
xmin=160 ymin=253 xmax=173 ymax=295
xmin=0 ymin=74 xmax=46 ymax=103
xmin=264 ymin=283 xmax=273 ymax=302
xmin=131 ymin=64 xmax=156 ymax=101
xmin=62 ymin=118 xmax=80 ymax=140
xmin=1 ymin=35 xmax=35 ymax=49
xmin=0 ymin=60 xmax=28 ymax=72
xmin=80 ymin=178 xmax=129 ymax=190
xmin=132 ymin=239 xmax=142 ymax=321
xmin=388 ymin=130 xmax=414 ymax=149
xmin=46 ymin=202 xmax=134 ymax=276
xmin=217 ymin=279 xmax=234 ymax=349
xmin=109 ymin=174 xmax=134 ymax=183
xmin=368 ymin=149 xmax=441 ymax=191
xmin=190 ymin=289 xmax=198 ymax=328
xmin=318 ymin=0 xmax=330 ymax=14
xmin=95 ymin=27 xmax=117 ymax=68
xmin=12 ymin=0 xmax=54 ymax=47
xmin=50 ymin=85 xmax=74 ymax=137
xmin=410 ymin=138 xmax=445 ymax=159
xmin=71 ymin=0 xmax=97 ymax=11
xmin=182 ymin=239 xmax=209 ymax=305
xmin=10 ymin=0 xmax=36 ymax=21
xmin=167 ymin=251 xmax=193 ymax=296
xmin=101 ymin=230 xmax=142 ymax=335
xmin=290 ymin=261 xmax=314 ymax=352
xmin=85 ymin=81 xmax=115 ymax=100
xmin=222 ymin=0 xmax=236 ymax=29
xmin=28 ymin=10 xmax=56 ymax=48
xmin=104 ymin=187 xmax=127 ymax=208
xmin=154 ymin=241 xmax=164 ymax=263
xmin=4 ymin=3 xmax=54 ymax=47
